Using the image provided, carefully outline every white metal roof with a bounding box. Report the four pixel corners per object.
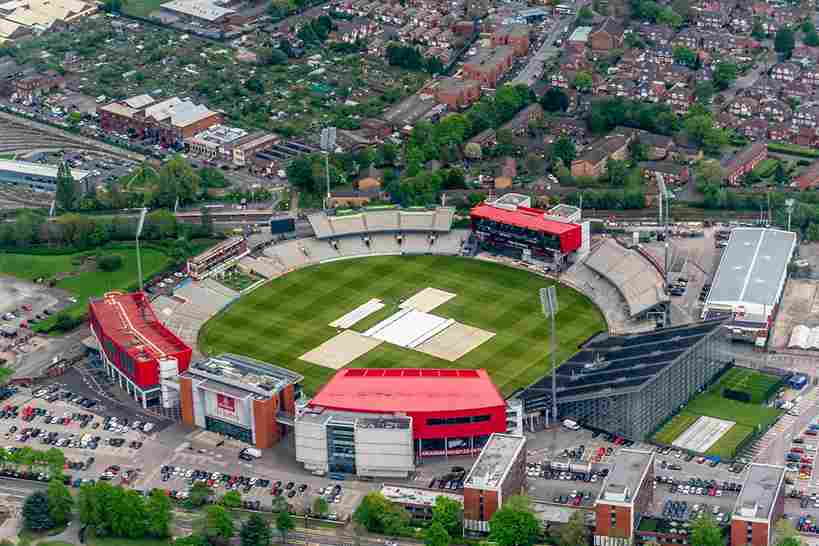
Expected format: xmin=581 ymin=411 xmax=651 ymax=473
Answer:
xmin=0 ymin=159 xmax=89 ymax=180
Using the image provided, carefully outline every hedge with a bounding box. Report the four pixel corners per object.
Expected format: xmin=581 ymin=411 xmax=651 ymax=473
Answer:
xmin=768 ymin=143 xmax=819 ymax=159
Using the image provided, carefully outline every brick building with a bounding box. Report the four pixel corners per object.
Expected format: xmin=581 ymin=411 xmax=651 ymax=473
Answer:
xmin=13 ymin=70 xmax=65 ymax=102
xmin=491 ymin=24 xmax=531 ymax=56
xmin=721 ymin=142 xmax=767 ymax=185
xmin=179 ymin=353 xmax=303 ymax=449
xmin=795 ymin=160 xmax=819 ymax=190
xmin=435 ymin=77 xmax=482 ymax=110
xmin=640 ymin=161 xmax=690 ymax=184
xmin=589 ymin=18 xmax=624 ymax=51
xmin=463 ymin=434 xmax=527 ymax=534
xmin=730 ymin=464 xmax=785 ymax=546
xmin=571 ymin=134 xmax=630 ymax=178
xmin=463 ymin=47 xmax=515 ymax=88
xmin=594 ymin=449 xmax=655 ymax=546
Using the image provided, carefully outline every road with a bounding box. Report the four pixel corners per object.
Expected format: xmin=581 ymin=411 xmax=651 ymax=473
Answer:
xmin=716 ymin=50 xmax=775 ymax=108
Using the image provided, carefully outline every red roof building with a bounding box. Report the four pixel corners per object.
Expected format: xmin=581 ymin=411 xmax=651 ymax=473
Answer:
xmin=308 ymin=368 xmax=507 ymax=452
xmin=89 ymin=291 xmax=192 ymax=406
xmin=470 ymin=201 xmax=583 ymax=254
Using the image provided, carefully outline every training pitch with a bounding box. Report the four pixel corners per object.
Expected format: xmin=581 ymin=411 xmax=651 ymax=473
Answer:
xmin=199 ymin=255 xmax=606 ymax=396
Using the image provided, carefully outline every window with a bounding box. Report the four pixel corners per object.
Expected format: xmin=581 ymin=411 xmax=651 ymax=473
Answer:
xmin=427 ymin=415 xmax=492 ymax=426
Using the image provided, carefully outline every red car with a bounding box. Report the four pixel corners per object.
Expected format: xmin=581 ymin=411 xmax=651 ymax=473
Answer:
xmin=807 ymin=430 xmax=818 ymax=436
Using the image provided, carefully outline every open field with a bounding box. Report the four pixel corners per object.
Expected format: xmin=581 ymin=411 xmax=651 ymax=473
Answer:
xmin=652 ymin=369 xmax=783 ymax=459
xmin=709 ymin=367 xmax=782 ymax=404
xmin=199 ymin=255 xmax=606 ymax=396
xmin=0 ymin=245 xmax=171 ymax=329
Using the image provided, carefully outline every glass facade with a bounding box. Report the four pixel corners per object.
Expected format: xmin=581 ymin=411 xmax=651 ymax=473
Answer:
xmin=205 ymin=416 xmax=252 ymax=444
xmin=327 ymin=423 xmax=356 ymax=474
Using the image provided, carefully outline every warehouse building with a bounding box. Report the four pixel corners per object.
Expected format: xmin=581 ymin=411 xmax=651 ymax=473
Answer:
xmin=730 ymin=464 xmax=785 ymax=546
xmin=516 ymin=320 xmax=730 ymax=439
xmin=179 ymin=353 xmax=302 ymax=448
xmin=594 ymin=449 xmax=655 ymax=546
xmin=703 ymin=227 xmax=797 ymax=344
xmin=295 ymin=368 xmax=511 ymax=477
xmin=463 ymin=433 xmax=527 ymax=533
xmin=0 ymin=159 xmax=89 ymax=192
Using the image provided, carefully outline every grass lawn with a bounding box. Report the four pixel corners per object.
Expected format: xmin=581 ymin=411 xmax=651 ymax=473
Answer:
xmin=0 ymin=245 xmax=172 ymax=331
xmin=653 ymin=413 xmax=699 ymax=445
xmin=199 ymin=255 xmax=606 ymax=396
xmin=39 ymin=541 xmax=76 ymax=546
xmin=87 ymin=536 xmax=171 ymax=546
xmin=121 ymin=0 xmax=166 ymax=16
xmin=752 ymin=158 xmax=778 ymax=178
xmin=652 ymin=370 xmax=782 ymax=458
xmin=710 ymin=367 xmax=782 ymax=404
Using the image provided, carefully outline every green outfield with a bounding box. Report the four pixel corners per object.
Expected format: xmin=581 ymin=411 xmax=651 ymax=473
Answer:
xmin=199 ymin=255 xmax=606 ymax=396
xmin=652 ymin=368 xmax=783 ymax=459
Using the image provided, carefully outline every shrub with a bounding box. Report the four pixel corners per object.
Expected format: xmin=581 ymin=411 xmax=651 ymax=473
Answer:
xmin=97 ymin=254 xmax=123 ymax=272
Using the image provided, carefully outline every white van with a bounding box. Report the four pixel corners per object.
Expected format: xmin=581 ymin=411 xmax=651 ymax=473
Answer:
xmin=239 ymin=447 xmax=262 ymax=460
xmin=562 ymin=419 xmax=581 ymax=431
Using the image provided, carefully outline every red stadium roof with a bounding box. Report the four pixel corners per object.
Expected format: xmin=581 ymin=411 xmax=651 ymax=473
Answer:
xmin=309 ymin=368 xmax=505 ymax=414
xmin=470 ymin=203 xmax=578 ymax=235
xmin=89 ymin=292 xmax=190 ymax=360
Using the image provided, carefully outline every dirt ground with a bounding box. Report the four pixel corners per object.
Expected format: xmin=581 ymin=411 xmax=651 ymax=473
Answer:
xmin=416 ymin=322 xmax=495 ymax=361
xmin=299 ymin=330 xmax=383 ymax=369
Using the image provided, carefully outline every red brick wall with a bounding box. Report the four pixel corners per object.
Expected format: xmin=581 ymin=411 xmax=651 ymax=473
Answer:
xmin=179 ymin=113 xmax=223 ymax=139
xmin=180 ymin=377 xmax=195 ymax=426
xmin=252 ymin=397 xmax=278 ymax=449
xmin=281 ymin=384 xmax=295 ymax=415
xmin=731 ymin=519 xmax=769 ymax=546
xmin=595 ymin=504 xmax=633 ymax=540
xmin=463 ymin=488 xmax=499 ymax=523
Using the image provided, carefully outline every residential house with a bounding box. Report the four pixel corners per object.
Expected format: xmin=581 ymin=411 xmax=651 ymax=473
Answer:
xmin=759 ymin=98 xmax=791 ymax=123
xmin=782 ymin=81 xmax=814 ymax=102
xmin=795 ymin=160 xmax=819 ymax=190
xmin=435 ymin=77 xmax=481 ymax=110
xmin=768 ymin=122 xmax=792 ymax=143
xmin=721 ymin=142 xmax=767 ymax=185
xmin=771 ymin=62 xmax=800 ymax=83
xmin=492 ymin=24 xmax=530 ymax=56
xmin=640 ymin=161 xmax=690 ymax=184
xmin=666 ymin=82 xmax=694 ymax=114
xmin=696 ymin=10 xmax=725 ymax=29
xmin=500 ymin=103 xmax=544 ymax=136
xmin=736 ymin=118 xmax=768 ymax=141
xmin=728 ymin=97 xmax=758 ymax=118
xmin=571 ymin=134 xmax=630 ymax=177
xmin=673 ymin=28 xmax=700 ymax=50
xmin=589 ymin=18 xmax=624 ymax=51
xmin=794 ymin=104 xmax=819 ymax=128
xmin=636 ymin=24 xmax=674 ymax=46
xmin=463 ymin=46 xmax=515 ymax=87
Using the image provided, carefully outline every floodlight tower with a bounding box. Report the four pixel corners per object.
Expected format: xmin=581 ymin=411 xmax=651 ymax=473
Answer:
xmin=320 ymin=127 xmax=337 ymax=210
xmin=786 ymin=198 xmax=795 ymax=233
xmin=539 ymin=286 xmax=558 ymax=425
xmin=136 ymin=207 xmax=147 ymax=293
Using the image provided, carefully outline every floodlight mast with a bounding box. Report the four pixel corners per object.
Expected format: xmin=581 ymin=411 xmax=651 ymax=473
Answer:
xmin=136 ymin=207 xmax=147 ymax=293
xmin=539 ymin=286 xmax=558 ymax=425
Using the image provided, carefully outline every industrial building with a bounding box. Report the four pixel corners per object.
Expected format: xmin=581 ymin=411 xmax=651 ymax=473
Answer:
xmin=594 ymin=449 xmax=655 ymax=546
xmin=179 ymin=353 xmax=303 ymax=448
xmin=88 ymin=292 xmax=192 ymax=408
xmin=381 ymin=485 xmax=464 ymax=522
xmin=730 ymin=464 xmax=786 ymax=546
xmin=295 ymin=368 xmax=512 ymax=477
xmin=704 ymin=227 xmax=796 ymax=344
xmin=516 ymin=320 xmax=730 ymax=439
xmin=470 ymin=195 xmax=590 ymax=270
xmin=463 ymin=433 xmax=527 ymax=533
xmin=0 ymin=159 xmax=89 ymax=191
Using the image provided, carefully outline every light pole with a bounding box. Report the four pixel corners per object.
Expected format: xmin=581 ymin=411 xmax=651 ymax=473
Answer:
xmin=540 ymin=286 xmax=558 ymax=425
xmin=320 ymin=127 xmax=336 ymax=210
xmin=136 ymin=207 xmax=147 ymax=293
xmin=786 ymin=198 xmax=795 ymax=232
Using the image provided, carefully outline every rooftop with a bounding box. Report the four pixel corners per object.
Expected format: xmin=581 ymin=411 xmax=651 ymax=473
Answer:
xmin=518 ymin=320 xmax=724 ymax=408
xmin=568 ymin=25 xmax=592 ymax=42
xmin=89 ymin=291 xmax=191 ymax=361
xmin=734 ymin=464 xmax=785 ymax=521
xmin=721 ymin=142 xmax=766 ymax=173
xmin=188 ymin=124 xmax=247 ymax=146
xmin=189 ymin=236 xmax=245 ymax=265
xmin=0 ymin=159 xmax=89 ymax=180
xmin=469 ymin=202 xmax=579 ymax=235
xmin=160 ymin=0 xmax=235 ymax=20
xmin=381 ymin=485 xmax=463 ymax=508
xmin=706 ymin=228 xmax=796 ymax=315
xmin=465 ymin=433 xmax=526 ymax=490
xmin=308 ymin=368 xmax=505 ymax=414
xmin=598 ymin=449 xmax=653 ymax=504
xmin=187 ymin=353 xmax=303 ymax=397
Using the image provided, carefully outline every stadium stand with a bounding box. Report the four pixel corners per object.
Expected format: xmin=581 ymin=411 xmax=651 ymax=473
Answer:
xmin=584 ymin=239 xmax=668 ymax=318
xmin=154 ymin=280 xmax=239 ymax=348
xmin=307 ymin=208 xmax=455 ymax=239
xmin=238 ymin=255 xmax=282 ymax=280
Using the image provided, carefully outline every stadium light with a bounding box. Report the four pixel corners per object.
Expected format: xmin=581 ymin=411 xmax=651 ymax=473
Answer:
xmin=539 ymin=286 xmax=558 ymax=426
xmin=786 ymin=198 xmax=795 ymax=233
xmin=136 ymin=207 xmax=147 ymax=293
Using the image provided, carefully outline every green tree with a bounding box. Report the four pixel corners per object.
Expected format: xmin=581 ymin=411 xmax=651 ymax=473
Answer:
xmin=713 ymin=62 xmax=738 ymax=90
xmin=775 ymin=519 xmax=803 ymax=546
xmin=56 ymin=161 xmax=77 ymax=212
xmin=752 ymin=18 xmax=766 ymax=39
xmin=203 ymin=505 xmax=234 ymax=543
xmin=145 ymin=489 xmax=173 ymax=538
xmin=275 ymin=507 xmax=295 ymax=544
xmin=691 ymin=514 xmax=721 ymax=546
xmin=775 ymin=162 xmax=791 ymax=186
xmin=488 ymin=496 xmax=540 ymax=546
xmin=807 ymin=223 xmax=819 ymax=242
xmin=220 ymin=490 xmax=242 ymax=509
xmin=577 ymin=6 xmax=593 ymax=23
xmin=552 ymin=136 xmax=576 ymax=167
xmin=353 ymin=492 xmax=409 ymax=535
xmin=47 ymin=478 xmax=74 ymax=527
xmin=23 ymin=492 xmax=54 ymax=531
xmin=189 ymin=482 xmax=214 ymax=508
xmin=425 ymin=522 xmax=451 ymax=546
xmin=312 ymin=496 xmax=329 ymax=518
xmin=241 ymin=513 xmax=272 ymax=546
xmin=656 ymin=6 xmax=682 ymax=26
xmin=558 ymin=512 xmax=588 ymax=546
xmin=153 ymin=155 xmax=200 ymax=208
xmin=541 ymin=87 xmax=569 ymax=112
xmin=673 ymin=46 xmax=697 ymax=68
xmin=431 ymin=495 xmax=462 ymax=537
xmin=806 ymin=30 xmax=819 ymax=47
xmin=695 ymin=81 xmax=714 ymax=104
xmin=573 ymin=71 xmax=593 ymax=93
xmin=775 ymin=26 xmax=795 ymax=58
